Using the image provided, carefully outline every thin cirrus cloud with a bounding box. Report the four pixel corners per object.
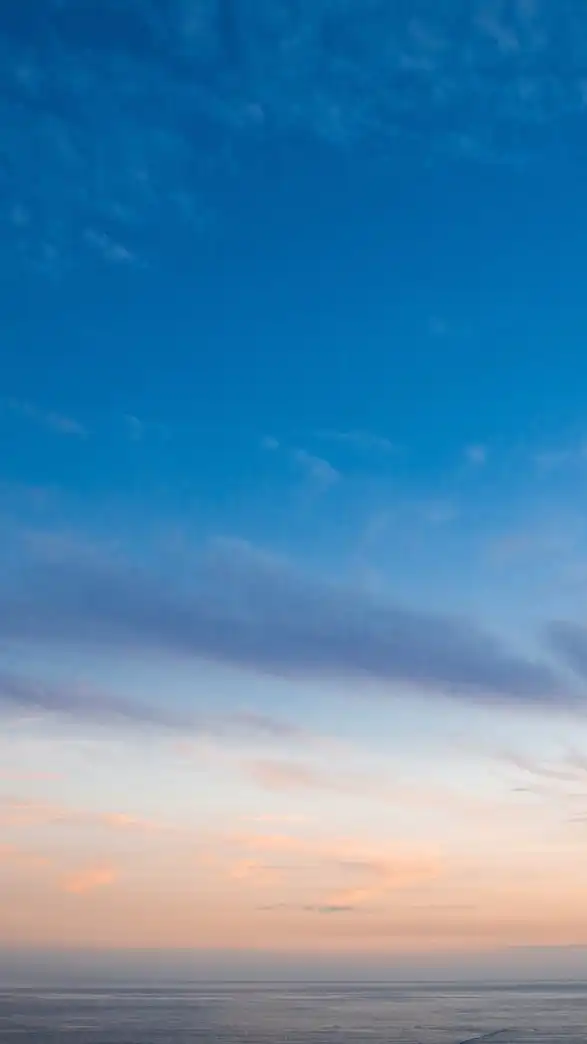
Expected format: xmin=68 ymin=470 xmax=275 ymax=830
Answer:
xmin=546 ymin=620 xmax=587 ymax=680
xmin=0 ymin=670 xmax=187 ymax=730
xmin=0 ymin=536 xmax=570 ymax=709
xmin=258 ymin=903 xmax=355 ymax=916
xmin=0 ymin=668 xmax=302 ymax=739
xmin=4 ymin=0 xmax=587 ymax=276
xmin=465 ymin=444 xmax=488 ymax=466
xmin=233 ymin=832 xmax=442 ymax=913
xmin=292 ymin=449 xmax=340 ymax=487
xmin=0 ymin=844 xmax=116 ymax=898
xmin=5 ymin=398 xmax=87 ymax=437
xmin=261 ymin=439 xmax=340 ymax=486
xmin=246 ymin=758 xmax=377 ymax=796
xmin=3 ymin=1 xmax=587 ymax=281
xmin=497 ymin=751 xmax=587 ymax=825
xmin=61 ymin=866 xmax=117 ymax=895
xmin=0 ymin=797 xmax=172 ymax=835
xmin=0 ymin=843 xmax=49 ymax=869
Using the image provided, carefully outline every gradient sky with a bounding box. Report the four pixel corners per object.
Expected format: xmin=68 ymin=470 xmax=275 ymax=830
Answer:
xmin=2 ymin=0 xmax=587 ymax=983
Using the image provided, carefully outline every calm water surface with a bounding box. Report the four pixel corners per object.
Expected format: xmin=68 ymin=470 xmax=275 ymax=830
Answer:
xmin=0 ymin=983 xmax=585 ymax=1044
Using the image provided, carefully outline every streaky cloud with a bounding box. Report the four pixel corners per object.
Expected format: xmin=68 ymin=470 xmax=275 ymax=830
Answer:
xmin=0 ymin=536 xmax=567 ymax=706
xmin=547 ymin=620 xmax=587 ymax=680
xmin=0 ymin=667 xmax=300 ymax=738
xmin=61 ymin=865 xmax=117 ymax=895
xmin=0 ymin=670 xmax=176 ymax=728
xmin=259 ymin=903 xmax=355 ymax=915
xmin=5 ymin=398 xmax=87 ymax=437
xmin=246 ymin=758 xmax=375 ymax=795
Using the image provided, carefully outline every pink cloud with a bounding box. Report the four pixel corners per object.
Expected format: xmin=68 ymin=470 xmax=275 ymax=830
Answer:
xmin=229 ymin=860 xmax=281 ymax=886
xmin=230 ymin=832 xmax=441 ymax=910
xmin=247 ymin=758 xmax=366 ymax=793
xmin=0 ymin=843 xmax=49 ymax=868
xmin=62 ymin=865 xmax=117 ymax=895
xmin=0 ymin=797 xmax=170 ymax=834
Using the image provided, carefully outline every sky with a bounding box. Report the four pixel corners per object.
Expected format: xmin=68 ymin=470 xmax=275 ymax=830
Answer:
xmin=2 ymin=0 xmax=587 ymax=984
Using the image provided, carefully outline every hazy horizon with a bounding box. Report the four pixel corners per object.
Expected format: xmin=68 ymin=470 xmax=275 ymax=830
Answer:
xmin=2 ymin=947 xmax=587 ymax=986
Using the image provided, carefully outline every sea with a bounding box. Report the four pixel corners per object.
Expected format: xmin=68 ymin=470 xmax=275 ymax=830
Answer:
xmin=0 ymin=983 xmax=585 ymax=1044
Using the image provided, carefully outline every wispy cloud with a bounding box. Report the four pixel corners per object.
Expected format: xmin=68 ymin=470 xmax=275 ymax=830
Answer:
xmin=0 ymin=667 xmax=303 ymax=739
xmin=316 ymin=430 xmax=395 ymax=454
xmin=465 ymin=444 xmax=488 ymax=466
xmin=494 ymin=746 xmax=587 ymax=825
xmin=0 ymin=670 xmax=186 ymax=730
xmin=234 ymin=832 xmax=441 ymax=911
xmin=547 ymin=620 xmax=587 ymax=681
xmin=499 ymin=750 xmax=587 ymax=786
xmin=488 ymin=528 xmax=576 ymax=568
xmin=3 ymin=0 xmax=587 ymax=274
xmin=246 ymin=758 xmax=376 ymax=796
xmin=124 ymin=414 xmax=145 ymax=441
xmin=61 ymin=865 xmax=117 ymax=895
xmin=0 ymin=797 xmax=173 ymax=835
xmin=229 ymin=860 xmax=281 ymax=887
xmin=122 ymin=414 xmax=170 ymax=443
xmin=259 ymin=902 xmax=355 ymax=915
xmin=261 ymin=439 xmax=339 ymax=487
xmin=0 ymin=843 xmax=49 ymax=869
xmin=5 ymin=399 xmax=87 ymax=437
xmin=0 ymin=536 xmax=568 ymax=708
xmin=228 ymin=710 xmax=309 ymax=742
xmin=421 ymin=499 xmax=459 ymax=525
xmin=292 ymin=449 xmax=340 ymax=487
xmin=83 ymin=228 xmax=136 ymax=264
xmin=533 ymin=449 xmax=575 ymax=471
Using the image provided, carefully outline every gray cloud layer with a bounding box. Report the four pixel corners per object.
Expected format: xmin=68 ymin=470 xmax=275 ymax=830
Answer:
xmin=0 ymin=665 xmax=304 ymax=738
xmin=0 ymin=670 xmax=174 ymax=728
xmin=547 ymin=621 xmax=587 ymax=680
xmin=0 ymin=538 xmax=567 ymax=706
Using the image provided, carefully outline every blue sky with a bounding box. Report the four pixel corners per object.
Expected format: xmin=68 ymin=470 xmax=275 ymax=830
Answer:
xmin=2 ymin=0 xmax=587 ymax=980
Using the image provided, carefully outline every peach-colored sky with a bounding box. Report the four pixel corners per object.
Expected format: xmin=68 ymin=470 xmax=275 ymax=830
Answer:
xmin=1 ymin=700 xmax=587 ymax=968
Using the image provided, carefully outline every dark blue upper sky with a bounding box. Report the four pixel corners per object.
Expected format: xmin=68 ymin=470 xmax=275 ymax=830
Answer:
xmin=4 ymin=1 xmax=587 ymax=481
xmin=4 ymin=0 xmax=587 ymax=584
